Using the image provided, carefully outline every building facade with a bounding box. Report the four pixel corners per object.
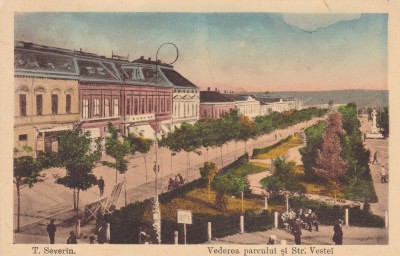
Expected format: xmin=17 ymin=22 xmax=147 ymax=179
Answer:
xmin=14 ymin=42 xmax=80 ymax=156
xmin=199 ymin=90 xmax=235 ymax=119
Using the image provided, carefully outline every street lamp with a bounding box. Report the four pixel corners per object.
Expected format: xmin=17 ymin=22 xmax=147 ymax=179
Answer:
xmin=152 ymin=42 xmax=179 ymax=245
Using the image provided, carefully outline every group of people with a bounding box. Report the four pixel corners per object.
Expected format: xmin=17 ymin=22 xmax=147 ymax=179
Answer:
xmin=46 ymin=219 xmax=77 ymax=244
xmin=46 ymin=217 xmax=107 ymax=244
xmin=372 ymin=151 xmax=388 ymax=183
xmin=168 ymin=173 xmax=185 ymax=190
xmin=281 ymin=208 xmax=319 ymax=245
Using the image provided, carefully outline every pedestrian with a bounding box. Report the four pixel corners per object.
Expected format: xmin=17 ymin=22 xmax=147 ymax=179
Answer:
xmin=292 ymin=218 xmax=302 ymax=245
xmin=98 ymin=176 xmax=105 ymax=196
xmin=267 ymin=235 xmax=276 ymax=245
xmin=372 ymin=151 xmax=379 ymax=165
xmin=89 ymin=236 xmax=96 ymax=244
xmin=363 ymin=132 xmax=366 ymax=142
xmin=97 ymin=223 xmax=107 ymax=244
xmin=139 ymin=227 xmax=148 ymax=244
xmin=46 ymin=219 xmax=56 ymax=244
xmin=380 ymin=165 xmax=387 ymax=183
xmin=178 ymin=174 xmax=184 ymax=184
xmin=332 ymin=219 xmax=343 ymax=245
xmin=308 ymin=209 xmax=319 ymax=232
xmin=67 ymin=231 xmax=78 ymax=244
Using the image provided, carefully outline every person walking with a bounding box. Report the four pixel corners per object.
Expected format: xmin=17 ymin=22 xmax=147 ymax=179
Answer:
xmin=372 ymin=151 xmax=379 ymax=165
xmin=333 ymin=219 xmax=344 ymax=245
xmin=46 ymin=219 xmax=56 ymax=244
xmin=380 ymin=165 xmax=387 ymax=183
xmin=308 ymin=209 xmax=319 ymax=232
xmin=98 ymin=176 xmax=105 ymax=196
xmin=292 ymin=217 xmax=302 ymax=245
xmin=67 ymin=231 xmax=78 ymax=244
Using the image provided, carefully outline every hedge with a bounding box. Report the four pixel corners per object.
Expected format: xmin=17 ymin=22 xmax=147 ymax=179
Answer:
xmin=216 ymin=153 xmax=249 ymax=176
xmin=289 ymin=196 xmax=384 ymax=227
xmin=252 ymin=136 xmax=292 ymax=157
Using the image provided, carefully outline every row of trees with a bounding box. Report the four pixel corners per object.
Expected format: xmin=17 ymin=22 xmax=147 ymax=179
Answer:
xmin=13 ymin=123 xmax=153 ymax=232
xmin=160 ymin=108 xmax=327 ymax=180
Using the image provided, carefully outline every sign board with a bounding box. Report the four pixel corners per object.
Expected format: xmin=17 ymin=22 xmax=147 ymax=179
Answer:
xmin=177 ymin=209 xmax=192 ymax=224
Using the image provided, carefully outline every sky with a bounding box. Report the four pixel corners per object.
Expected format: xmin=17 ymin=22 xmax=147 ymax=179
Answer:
xmin=14 ymin=13 xmax=387 ymax=92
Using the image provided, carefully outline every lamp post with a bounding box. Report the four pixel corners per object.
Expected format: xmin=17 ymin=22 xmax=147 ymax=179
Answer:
xmin=152 ymin=43 xmax=179 ymax=245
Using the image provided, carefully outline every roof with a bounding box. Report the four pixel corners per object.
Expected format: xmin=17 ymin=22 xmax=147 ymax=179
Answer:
xmin=14 ymin=41 xmax=195 ymax=88
xmin=200 ymin=91 xmax=236 ymax=103
xmin=160 ymin=68 xmax=198 ymax=89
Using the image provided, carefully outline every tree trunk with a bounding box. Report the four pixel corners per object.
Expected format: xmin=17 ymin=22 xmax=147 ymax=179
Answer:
xmin=234 ymin=141 xmax=237 ymax=160
xmin=144 ymin=155 xmax=148 ymax=184
xmin=76 ymin=189 xmax=80 ymax=235
xmin=220 ymin=146 xmax=224 ymax=168
xmin=73 ymin=188 xmax=77 ymax=210
xmin=16 ymin=183 xmax=20 ymax=232
xmin=186 ymin=152 xmax=190 ymax=182
xmin=115 ymin=169 xmax=118 ymax=184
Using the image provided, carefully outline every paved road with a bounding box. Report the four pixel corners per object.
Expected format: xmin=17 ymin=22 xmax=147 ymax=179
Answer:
xmin=360 ymin=119 xmax=388 ymax=217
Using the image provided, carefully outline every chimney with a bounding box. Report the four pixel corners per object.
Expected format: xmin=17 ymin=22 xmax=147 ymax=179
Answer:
xmin=140 ymin=56 xmax=144 ymax=60
xmin=207 ymin=87 xmax=210 ymax=91
xmin=215 ymin=88 xmax=218 ymax=92
xmin=148 ymin=57 xmax=151 ymax=61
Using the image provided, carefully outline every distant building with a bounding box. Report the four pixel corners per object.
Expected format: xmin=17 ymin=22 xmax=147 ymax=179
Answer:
xmin=257 ymin=97 xmax=290 ymax=116
xmin=199 ymin=89 xmax=235 ymax=119
xmin=227 ymin=94 xmax=260 ymax=119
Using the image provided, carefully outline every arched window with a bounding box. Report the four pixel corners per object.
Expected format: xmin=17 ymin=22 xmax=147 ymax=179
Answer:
xmin=34 ymin=86 xmax=46 ymax=116
xmin=16 ymin=85 xmax=29 ymax=117
xmin=51 ymin=89 xmax=61 ymax=115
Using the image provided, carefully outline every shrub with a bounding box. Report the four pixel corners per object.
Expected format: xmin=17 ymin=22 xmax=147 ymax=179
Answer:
xmin=252 ymin=136 xmax=292 ymax=157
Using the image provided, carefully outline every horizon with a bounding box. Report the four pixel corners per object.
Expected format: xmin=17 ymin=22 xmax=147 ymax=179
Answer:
xmin=15 ymin=13 xmax=388 ymax=92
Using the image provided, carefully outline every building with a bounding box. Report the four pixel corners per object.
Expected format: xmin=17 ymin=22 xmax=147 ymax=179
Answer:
xmin=14 ymin=41 xmax=80 ymax=156
xmin=133 ymin=57 xmax=200 ymax=133
xmin=256 ymin=97 xmax=291 ymax=116
xmin=199 ymin=89 xmax=235 ymax=119
xmin=14 ymin=41 xmax=178 ymax=156
xmin=227 ymin=94 xmax=260 ymax=119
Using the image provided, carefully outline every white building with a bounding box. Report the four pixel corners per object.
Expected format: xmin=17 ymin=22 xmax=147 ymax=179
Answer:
xmin=229 ymin=94 xmax=261 ymax=119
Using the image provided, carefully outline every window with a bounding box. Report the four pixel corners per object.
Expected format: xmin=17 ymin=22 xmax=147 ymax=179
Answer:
xmin=19 ymin=134 xmax=28 ymax=141
xmin=51 ymin=94 xmax=58 ymax=114
xmin=192 ymin=105 xmax=194 ymax=116
xmin=83 ymin=99 xmax=89 ymax=119
xmin=166 ymin=98 xmax=170 ymax=112
xmin=104 ymin=99 xmax=110 ymax=117
xmin=113 ymin=99 xmax=119 ymax=117
xmin=126 ymin=98 xmax=131 ymax=115
xmin=195 ymin=104 xmax=198 ymax=117
xmin=134 ymin=98 xmax=138 ymax=115
xmin=204 ymin=110 xmax=207 ymax=118
xmin=148 ymin=98 xmax=152 ymax=112
xmin=93 ymin=98 xmax=100 ymax=116
xmin=161 ymin=98 xmax=164 ymax=112
xmin=155 ymin=98 xmax=158 ymax=113
xmin=66 ymin=94 xmax=71 ymax=114
xmin=178 ymin=103 xmax=180 ymax=116
xmin=141 ymin=98 xmax=145 ymax=114
xmin=36 ymin=95 xmax=43 ymax=115
xmin=19 ymin=94 xmax=27 ymax=116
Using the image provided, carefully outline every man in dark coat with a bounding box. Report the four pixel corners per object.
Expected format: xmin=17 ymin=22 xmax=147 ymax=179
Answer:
xmin=67 ymin=231 xmax=78 ymax=244
xmin=46 ymin=219 xmax=56 ymax=244
xmin=98 ymin=176 xmax=105 ymax=196
xmin=333 ymin=219 xmax=344 ymax=245
xmin=292 ymin=218 xmax=302 ymax=245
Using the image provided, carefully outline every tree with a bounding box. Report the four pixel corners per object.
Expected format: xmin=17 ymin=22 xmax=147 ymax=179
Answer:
xmin=14 ymin=148 xmax=45 ymax=232
xmin=261 ymin=157 xmax=305 ymax=212
xmin=126 ymin=133 xmax=153 ymax=183
xmin=159 ymin=123 xmax=201 ymax=181
xmin=378 ymin=107 xmax=389 ymax=138
xmin=237 ymin=115 xmax=257 ymax=154
xmin=199 ymin=162 xmax=218 ymax=199
xmin=102 ymin=123 xmax=131 ymax=184
xmin=56 ymin=130 xmax=101 ymax=227
xmin=312 ymin=112 xmax=348 ymax=204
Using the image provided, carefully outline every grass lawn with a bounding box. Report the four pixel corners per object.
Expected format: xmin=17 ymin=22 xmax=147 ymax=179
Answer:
xmin=160 ymin=187 xmax=265 ymax=220
xmin=254 ymin=135 xmax=303 ymax=159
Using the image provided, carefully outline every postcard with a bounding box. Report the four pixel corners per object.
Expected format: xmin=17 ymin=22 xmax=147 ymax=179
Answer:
xmin=1 ymin=1 xmax=400 ymax=256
